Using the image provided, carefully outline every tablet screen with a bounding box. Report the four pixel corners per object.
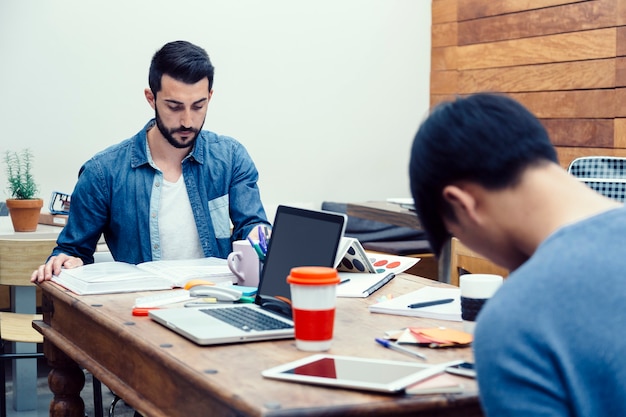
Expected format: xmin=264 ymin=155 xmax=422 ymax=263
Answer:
xmin=262 ymin=354 xmax=459 ymax=393
xmin=286 ymin=356 xmax=419 ymax=383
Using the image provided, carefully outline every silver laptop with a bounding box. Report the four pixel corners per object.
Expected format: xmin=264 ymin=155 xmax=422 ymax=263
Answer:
xmin=149 ymin=205 xmax=347 ymax=345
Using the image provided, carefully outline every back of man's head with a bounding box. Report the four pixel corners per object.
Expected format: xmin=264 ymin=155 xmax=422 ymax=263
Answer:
xmin=409 ymin=92 xmax=558 ymax=256
xmin=148 ymin=40 xmax=214 ymax=95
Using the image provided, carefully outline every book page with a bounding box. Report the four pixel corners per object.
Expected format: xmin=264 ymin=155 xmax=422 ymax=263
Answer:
xmin=136 ymin=258 xmax=235 ymax=286
xmin=52 ymin=257 xmax=236 ymax=295
xmin=56 ymin=262 xmax=151 ymax=283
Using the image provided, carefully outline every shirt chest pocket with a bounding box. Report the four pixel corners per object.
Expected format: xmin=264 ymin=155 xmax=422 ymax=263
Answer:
xmin=208 ymin=195 xmax=231 ymax=239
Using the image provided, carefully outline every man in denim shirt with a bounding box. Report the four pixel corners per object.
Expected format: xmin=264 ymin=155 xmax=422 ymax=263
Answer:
xmin=32 ymin=40 xmax=270 ymax=282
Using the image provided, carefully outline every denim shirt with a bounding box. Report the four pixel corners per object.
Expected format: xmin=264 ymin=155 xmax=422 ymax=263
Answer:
xmin=52 ymin=120 xmax=270 ymax=264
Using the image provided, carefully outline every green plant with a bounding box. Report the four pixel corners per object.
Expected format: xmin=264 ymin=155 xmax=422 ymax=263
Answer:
xmin=4 ymin=149 xmax=39 ymax=199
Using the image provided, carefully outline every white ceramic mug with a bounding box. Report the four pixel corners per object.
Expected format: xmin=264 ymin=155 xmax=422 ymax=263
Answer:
xmin=459 ymin=274 xmax=503 ymax=334
xmin=227 ymin=240 xmax=261 ymax=287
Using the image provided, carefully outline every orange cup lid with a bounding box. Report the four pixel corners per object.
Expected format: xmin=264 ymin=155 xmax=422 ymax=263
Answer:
xmin=286 ymin=266 xmax=340 ymax=285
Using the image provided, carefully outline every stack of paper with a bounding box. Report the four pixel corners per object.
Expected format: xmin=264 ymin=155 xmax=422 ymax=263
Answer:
xmin=369 ymin=286 xmax=462 ymax=321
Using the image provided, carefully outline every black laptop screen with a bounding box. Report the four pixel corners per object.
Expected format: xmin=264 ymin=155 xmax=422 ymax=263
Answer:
xmin=257 ymin=205 xmax=346 ymax=305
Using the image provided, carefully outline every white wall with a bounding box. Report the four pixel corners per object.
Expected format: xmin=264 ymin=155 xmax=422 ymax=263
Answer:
xmin=0 ymin=0 xmax=431 ymax=220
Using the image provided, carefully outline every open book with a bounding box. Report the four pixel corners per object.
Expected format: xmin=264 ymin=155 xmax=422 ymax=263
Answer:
xmin=334 ymin=237 xmax=419 ymax=298
xmin=52 ymin=257 xmax=236 ymax=295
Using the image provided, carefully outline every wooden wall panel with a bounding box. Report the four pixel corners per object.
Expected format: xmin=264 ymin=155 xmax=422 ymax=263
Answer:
xmin=432 ymin=0 xmax=457 ymax=24
xmin=430 ymin=0 xmax=626 ymax=170
xmin=543 ymin=119 xmax=614 ymax=147
xmin=458 ymin=0 xmax=587 ymax=20
xmin=457 ymin=60 xmax=615 ymax=93
xmin=510 ymin=90 xmax=615 ymax=118
xmin=431 ymin=22 xmax=457 ymax=47
xmin=456 ymin=28 xmax=616 ymax=70
xmin=458 ymin=0 xmax=615 ymax=45
xmin=557 ymin=147 xmax=626 ymax=166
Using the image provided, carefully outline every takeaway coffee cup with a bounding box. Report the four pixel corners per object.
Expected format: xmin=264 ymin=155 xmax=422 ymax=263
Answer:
xmin=459 ymin=274 xmax=503 ymax=334
xmin=287 ymin=266 xmax=340 ymax=351
xmin=227 ymin=240 xmax=261 ymax=287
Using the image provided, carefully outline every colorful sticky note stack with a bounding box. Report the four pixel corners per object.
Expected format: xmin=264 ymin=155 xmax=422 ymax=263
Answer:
xmin=387 ymin=327 xmax=473 ymax=348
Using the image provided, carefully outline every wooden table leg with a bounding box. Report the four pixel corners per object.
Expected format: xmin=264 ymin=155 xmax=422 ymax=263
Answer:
xmin=43 ymin=338 xmax=85 ymax=417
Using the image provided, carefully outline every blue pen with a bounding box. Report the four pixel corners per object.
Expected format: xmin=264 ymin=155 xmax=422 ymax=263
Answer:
xmin=407 ymin=298 xmax=454 ymax=309
xmin=258 ymin=225 xmax=268 ymax=254
xmin=375 ymin=338 xmax=427 ymax=360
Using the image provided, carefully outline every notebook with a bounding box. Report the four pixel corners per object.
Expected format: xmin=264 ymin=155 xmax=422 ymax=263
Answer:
xmin=149 ymin=205 xmax=347 ymax=345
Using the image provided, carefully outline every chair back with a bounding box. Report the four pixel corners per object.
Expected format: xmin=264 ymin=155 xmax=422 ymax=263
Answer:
xmin=0 ymin=237 xmax=57 ymax=287
xmin=567 ymin=156 xmax=626 ymax=202
xmin=449 ymin=238 xmax=508 ymax=287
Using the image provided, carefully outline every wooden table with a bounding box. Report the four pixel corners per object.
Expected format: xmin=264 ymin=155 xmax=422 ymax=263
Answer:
xmin=34 ymin=275 xmax=482 ymax=417
xmin=346 ymin=202 xmax=452 ymax=283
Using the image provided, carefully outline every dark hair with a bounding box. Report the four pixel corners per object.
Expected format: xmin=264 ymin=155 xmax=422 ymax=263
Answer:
xmin=148 ymin=40 xmax=214 ymax=94
xmin=409 ymin=93 xmax=558 ymax=256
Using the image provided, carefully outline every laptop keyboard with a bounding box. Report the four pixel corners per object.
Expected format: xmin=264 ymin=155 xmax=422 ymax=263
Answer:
xmin=200 ymin=306 xmax=293 ymax=332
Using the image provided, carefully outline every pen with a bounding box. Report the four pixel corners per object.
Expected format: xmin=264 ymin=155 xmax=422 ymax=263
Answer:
xmin=364 ymin=273 xmax=395 ymax=296
xmin=375 ymin=337 xmax=427 ymax=360
xmin=339 ymin=278 xmax=351 ymax=285
xmin=247 ymin=237 xmax=266 ymax=261
xmin=407 ymin=298 xmax=454 ymax=309
xmin=258 ymin=225 xmax=268 ymax=254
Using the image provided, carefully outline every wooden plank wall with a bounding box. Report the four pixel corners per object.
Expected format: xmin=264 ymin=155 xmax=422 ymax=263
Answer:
xmin=431 ymin=0 xmax=626 ymax=169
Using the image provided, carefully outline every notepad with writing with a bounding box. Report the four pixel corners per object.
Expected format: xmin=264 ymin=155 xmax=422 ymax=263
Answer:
xmin=369 ymin=286 xmax=462 ymax=321
xmin=52 ymin=257 xmax=236 ymax=295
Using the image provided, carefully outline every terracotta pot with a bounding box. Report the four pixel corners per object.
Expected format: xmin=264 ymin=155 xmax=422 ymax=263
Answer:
xmin=5 ymin=198 xmax=44 ymax=232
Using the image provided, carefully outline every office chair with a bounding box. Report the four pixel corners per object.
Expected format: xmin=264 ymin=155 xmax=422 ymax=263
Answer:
xmin=0 ymin=237 xmax=106 ymax=417
xmin=449 ymin=238 xmax=508 ymax=287
xmin=0 ymin=237 xmax=53 ymax=417
xmin=568 ymin=156 xmax=626 ymax=202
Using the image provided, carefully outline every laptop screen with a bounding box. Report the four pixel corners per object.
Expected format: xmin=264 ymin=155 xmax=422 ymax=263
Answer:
xmin=257 ymin=205 xmax=346 ymax=307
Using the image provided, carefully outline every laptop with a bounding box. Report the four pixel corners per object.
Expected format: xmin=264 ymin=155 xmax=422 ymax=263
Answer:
xmin=149 ymin=205 xmax=347 ymax=345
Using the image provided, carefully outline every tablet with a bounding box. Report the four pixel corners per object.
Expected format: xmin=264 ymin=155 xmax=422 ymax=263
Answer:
xmin=261 ymin=354 xmax=463 ymax=393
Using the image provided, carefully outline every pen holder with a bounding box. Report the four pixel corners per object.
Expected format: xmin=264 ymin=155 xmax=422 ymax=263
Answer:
xmin=459 ymin=274 xmax=503 ymax=334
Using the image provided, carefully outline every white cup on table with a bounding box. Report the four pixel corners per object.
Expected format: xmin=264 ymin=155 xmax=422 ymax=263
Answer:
xmin=227 ymin=240 xmax=261 ymax=287
xmin=459 ymin=274 xmax=503 ymax=334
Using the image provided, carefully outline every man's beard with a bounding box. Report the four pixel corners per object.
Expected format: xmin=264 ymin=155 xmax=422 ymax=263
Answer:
xmin=154 ymin=108 xmax=203 ymax=149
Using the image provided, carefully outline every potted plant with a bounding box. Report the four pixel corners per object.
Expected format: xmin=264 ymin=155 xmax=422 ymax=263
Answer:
xmin=4 ymin=149 xmax=43 ymax=232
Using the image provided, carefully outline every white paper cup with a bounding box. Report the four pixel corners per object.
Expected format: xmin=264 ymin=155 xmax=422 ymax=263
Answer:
xmin=287 ymin=266 xmax=340 ymax=351
xmin=459 ymin=274 xmax=503 ymax=333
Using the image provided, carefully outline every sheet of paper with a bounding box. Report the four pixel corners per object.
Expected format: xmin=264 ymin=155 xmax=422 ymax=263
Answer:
xmin=337 ymin=253 xmax=418 ymax=297
xmin=369 ymin=286 xmax=462 ymax=321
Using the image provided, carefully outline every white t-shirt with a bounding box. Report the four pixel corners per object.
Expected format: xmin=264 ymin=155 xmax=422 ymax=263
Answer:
xmin=158 ymin=175 xmax=204 ymax=260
